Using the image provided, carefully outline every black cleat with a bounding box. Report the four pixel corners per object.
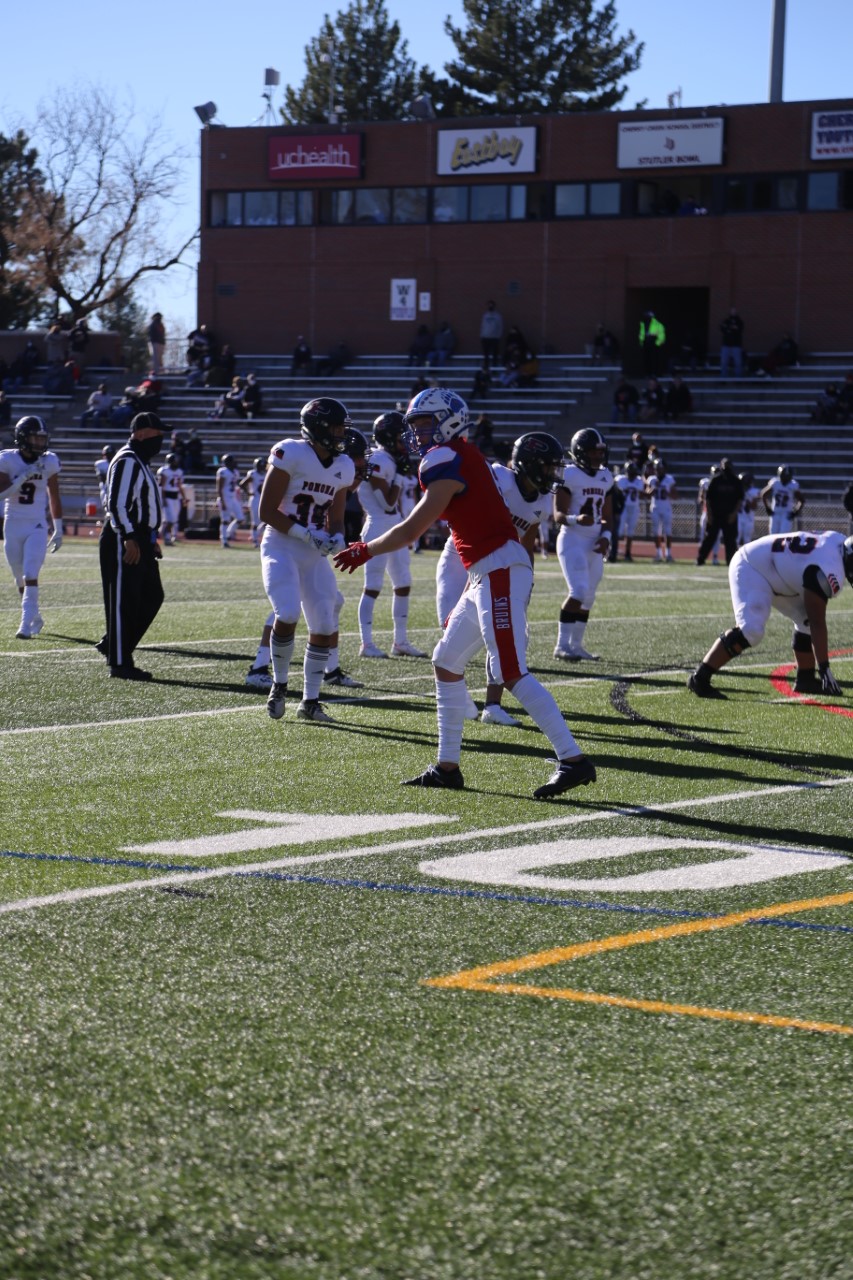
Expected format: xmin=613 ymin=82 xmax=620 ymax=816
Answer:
xmin=686 ymin=673 xmax=726 ymax=699
xmin=267 ymin=681 xmax=288 ymax=720
xmin=109 ymin=664 xmax=153 ymax=681
xmin=533 ymin=756 xmax=596 ymax=801
xmin=402 ymin=763 xmax=465 ymax=790
xmin=95 ymin=636 xmax=109 ymax=657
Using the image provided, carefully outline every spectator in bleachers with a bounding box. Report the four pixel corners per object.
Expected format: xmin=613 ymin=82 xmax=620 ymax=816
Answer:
xmin=410 ymin=372 xmax=429 ymax=399
xmin=750 ymin=331 xmax=799 ymax=377
xmin=5 ymin=340 xmax=41 ymax=389
xmin=45 ymin=323 xmax=67 ymax=366
xmin=0 ymin=389 xmax=11 ymax=430
xmin=500 ymin=327 xmax=538 ymax=387
xmin=471 ymin=413 xmax=494 ymax=455
xmin=186 ymin=324 xmax=214 ymax=371
xmin=428 ymin=321 xmax=456 ymax=367
xmin=835 ymin=371 xmax=853 ymax=424
xmin=184 ymin=428 xmax=205 ymax=473
xmin=168 ymin=430 xmax=187 ymax=470
xmin=811 ymin=384 xmax=842 ymax=426
xmin=69 ymin=319 xmax=89 ymax=381
xmin=315 ymin=342 xmax=351 ymax=377
xmin=639 ymin=310 xmax=666 ymax=376
xmin=43 ymin=360 xmax=76 ymax=395
xmin=613 ymin=376 xmax=639 ymax=423
xmin=625 ymin=430 xmax=649 ymax=469
xmin=718 ymin=306 xmax=745 ymax=378
xmin=669 ymin=329 xmax=704 ymax=373
xmin=470 ymin=364 xmax=491 ymax=400
xmin=408 ymin=324 xmax=432 ymax=367
xmin=205 ymin=344 xmax=236 ymax=389
xmin=843 ymin=480 xmax=853 ymax=525
xmin=242 ymin=372 xmax=263 ymax=418
xmin=664 ymin=373 xmax=694 ymax=422
xmin=639 ymin=376 xmax=664 ymax=424
xmin=125 ymin=375 xmax=163 ymax=415
xmin=110 ymin=397 xmax=135 ymax=431
xmin=291 ymin=335 xmax=313 ymax=377
xmin=591 ymin=323 xmax=619 ymax=364
xmin=80 ymin=383 xmax=115 ymax=429
xmin=147 ymin=312 xmax=166 ymax=376
xmin=479 ymin=301 xmax=503 ymax=370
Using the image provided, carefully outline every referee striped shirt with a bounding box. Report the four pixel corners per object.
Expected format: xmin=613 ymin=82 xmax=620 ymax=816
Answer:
xmin=107 ymin=445 xmax=163 ymax=539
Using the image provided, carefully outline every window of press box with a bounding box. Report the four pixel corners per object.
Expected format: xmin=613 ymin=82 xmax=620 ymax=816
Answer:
xmin=432 ymin=186 xmax=469 ymax=223
xmin=807 ymin=171 xmax=840 ymax=210
xmin=469 ymin=185 xmax=509 ymax=221
xmin=588 ymin=183 xmax=621 ymax=216
xmin=319 ymin=189 xmax=354 ymax=224
xmin=280 ymin=190 xmax=314 ymax=225
xmin=245 ymin=192 xmax=279 ymax=226
xmin=634 ymin=177 xmax=713 ymax=216
xmin=392 ymin=187 xmax=428 ymax=224
xmin=554 ymin=183 xmax=586 ymax=217
xmin=355 ymin=189 xmax=391 ymax=224
xmin=210 ymin=192 xmax=244 ymax=227
xmin=510 ymin=183 xmax=550 ymax=220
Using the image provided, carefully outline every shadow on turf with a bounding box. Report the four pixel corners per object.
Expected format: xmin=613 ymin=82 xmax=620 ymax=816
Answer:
xmin=625 ymin=805 xmax=853 ymax=857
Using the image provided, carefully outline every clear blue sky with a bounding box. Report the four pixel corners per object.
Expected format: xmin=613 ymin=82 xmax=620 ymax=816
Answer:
xmin=2 ymin=1 xmax=849 ymax=336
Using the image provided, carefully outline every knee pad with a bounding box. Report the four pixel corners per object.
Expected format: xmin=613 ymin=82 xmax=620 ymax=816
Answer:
xmin=720 ymin=627 xmax=751 ymax=658
xmin=791 ymin=628 xmax=812 ymax=654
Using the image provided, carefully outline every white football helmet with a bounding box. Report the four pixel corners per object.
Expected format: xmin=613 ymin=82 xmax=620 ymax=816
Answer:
xmin=405 ymin=387 xmax=469 ymax=453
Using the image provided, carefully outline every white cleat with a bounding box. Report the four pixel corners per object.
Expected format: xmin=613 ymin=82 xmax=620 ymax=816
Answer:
xmin=245 ymin=665 xmax=272 ymax=691
xmin=359 ymin=642 xmax=388 ymax=659
xmin=392 ymin=641 xmax=429 ymax=658
xmin=568 ymin=646 xmax=600 ymax=662
xmin=297 ymin=699 xmax=335 ymax=724
xmin=481 ymin=704 xmax=521 ymax=727
xmin=323 ymin=667 xmax=364 ymax=688
xmin=463 ymin=692 xmax=480 ymax=720
xmin=553 ymin=646 xmax=575 ymax=661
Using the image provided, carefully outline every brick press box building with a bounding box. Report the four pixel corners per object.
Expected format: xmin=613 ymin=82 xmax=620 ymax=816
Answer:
xmin=198 ymin=99 xmax=853 ymax=367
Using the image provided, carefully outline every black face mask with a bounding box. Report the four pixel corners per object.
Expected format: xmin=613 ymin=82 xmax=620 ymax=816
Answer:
xmin=134 ymin=435 xmax=163 ymax=462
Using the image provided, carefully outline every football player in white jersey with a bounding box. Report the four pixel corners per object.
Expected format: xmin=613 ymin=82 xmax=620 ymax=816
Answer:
xmin=614 ymin=462 xmax=645 ymax=562
xmin=687 ymin=530 xmax=853 ymax=698
xmin=761 ymin=465 xmax=803 ymax=535
xmin=239 ymin=457 xmax=268 ymax=547
xmin=216 ymin=454 xmax=245 ymax=547
xmin=157 ymin=453 xmax=186 ymax=546
xmin=436 ymin=431 xmax=563 ymax=725
xmin=553 ymin=427 xmax=614 ymax=660
xmin=259 ymin=397 xmax=355 ymax=723
xmin=94 ymin=445 xmax=114 ymax=512
xmin=697 ymin=466 xmax=721 ymax=564
xmin=737 ymin=471 xmax=761 ymax=545
xmin=646 ymin=459 xmax=678 ymax=562
xmin=354 ymin=411 xmax=426 ymax=658
xmin=0 ymin=416 xmax=63 ymax=638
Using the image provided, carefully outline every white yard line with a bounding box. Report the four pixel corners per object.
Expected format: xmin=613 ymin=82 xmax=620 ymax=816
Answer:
xmin=2 ymin=778 xmax=851 ymax=918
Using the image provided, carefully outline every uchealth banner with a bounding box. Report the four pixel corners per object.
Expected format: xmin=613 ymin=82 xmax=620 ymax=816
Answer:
xmin=811 ymin=110 xmax=853 ymax=160
xmin=617 ymin=118 xmax=724 ymax=169
xmin=390 ymin=279 xmax=417 ymax=322
xmin=437 ymin=126 xmax=537 ymax=176
xmin=268 ymin=134 xmax=362 ymax=180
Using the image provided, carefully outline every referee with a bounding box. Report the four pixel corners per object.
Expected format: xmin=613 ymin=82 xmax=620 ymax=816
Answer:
xmin=98 ymin=412 xmax=165 ymax=680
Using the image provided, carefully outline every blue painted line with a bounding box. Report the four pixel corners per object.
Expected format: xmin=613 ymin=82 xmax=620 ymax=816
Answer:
xmin=2 ymin=848 xmax=852 ymax=933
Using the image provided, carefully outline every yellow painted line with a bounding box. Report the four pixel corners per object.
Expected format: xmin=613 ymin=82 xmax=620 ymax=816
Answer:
xmin=424 ymin=889 xmax=853 ymax=1035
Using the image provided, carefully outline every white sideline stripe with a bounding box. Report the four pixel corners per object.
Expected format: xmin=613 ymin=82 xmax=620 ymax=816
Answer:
xmin=2 ymin=777 xmax=851 ymax=918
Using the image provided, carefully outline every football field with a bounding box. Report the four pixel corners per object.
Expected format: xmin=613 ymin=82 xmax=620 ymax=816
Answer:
xmin=1 ymin=539 xmax=851 ymax=1279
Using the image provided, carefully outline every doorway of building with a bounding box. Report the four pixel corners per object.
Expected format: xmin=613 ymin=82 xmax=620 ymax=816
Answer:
xmin=625 ymin=287 xmax=710 ymax=377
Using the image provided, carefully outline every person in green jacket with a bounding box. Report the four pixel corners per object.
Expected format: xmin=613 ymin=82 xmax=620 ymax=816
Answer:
xmin=639 ymin=310 xmax=666 ymax=375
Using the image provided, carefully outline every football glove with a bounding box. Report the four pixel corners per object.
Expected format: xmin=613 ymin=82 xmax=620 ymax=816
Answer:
xmin=818 ymin=661 xmax=842 ymax=696
xmin=334 ymin=541 xmax=372 ymax=573
xmin=48 ymin=519 xmax=63 ymax=554
xmin=327 ymin=532 xmax=346 ymax=557
xmin=289 ymin=521 xmax=330 ymax=554
xmin=10 ymin=464 xmax=41 ymax=493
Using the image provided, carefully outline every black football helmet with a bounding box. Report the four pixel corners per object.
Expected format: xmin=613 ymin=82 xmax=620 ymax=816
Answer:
xmin=510 ymin=432 xmax=564 ymax=495
xmin=343 ymin=426 xmax=370 ymax=478
xmin=165 ymin=453 xmax=178 ymax=468
xmin=15 ymin=415 xmax=49 ymax=461
xmin=739 ymin=471 xmax=754 ymax=487
xmin=843 ymin=536 xmax=853 ymax=586
xmin=569 ymin=427 xmax=608 ymax=476
xmin=655 ymin=458 xmax=667 ymax=478
xmin=374 ymin=410 xmax=420 ymax=476
xmin=101 ymin=445 xmax=115 ymax=460
xmin=254 ymin=457 xmax=266 ymax=472
xmin=221 ymin=454 xmax=236 ymax=470
xmin=300 ymin=397 xmax=350 ymax=454
xmin=626 ymin=462 xmax=639 ymax=480
xmin=778 ymin=465 xmax=792 ymax=484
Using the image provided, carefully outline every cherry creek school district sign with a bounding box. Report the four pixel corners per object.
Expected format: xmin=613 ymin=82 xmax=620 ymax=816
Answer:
xmin=617 ymin=118 xmax=724 ymax=169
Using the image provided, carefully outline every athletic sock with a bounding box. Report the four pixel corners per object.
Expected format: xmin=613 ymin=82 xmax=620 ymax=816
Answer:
xmin=510 ymin=672 xmax=579 ymax=759
xmin=254 ymin=643 xmax=271 ymax=669
xmin=358 ymin=594 xmax=376 ymax=646
xmin=270 ymin=632 xmax=295 ymax=684
xmin=435 ymin=678 xmax=468 ymax=765
xmin=325 ymin=644 xmax=340 ymax=673
xmin=303 ymin=642 xmax=330 ymax=702
xmin=392 ymin=593 xmax=410 ymax=646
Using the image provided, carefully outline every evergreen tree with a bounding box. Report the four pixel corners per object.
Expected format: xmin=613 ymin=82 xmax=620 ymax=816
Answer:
xmin=439 ymin=0 xmax=643 ymax=116
xmin=281 ymin=0 xmax=426 ymax=125
xmin=0 ymin=131 xmax=49 ymax=328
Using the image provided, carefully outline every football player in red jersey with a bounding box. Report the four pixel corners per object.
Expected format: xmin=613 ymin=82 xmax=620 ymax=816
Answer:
xmin=334 ymin=387 xmax=595 ymax=800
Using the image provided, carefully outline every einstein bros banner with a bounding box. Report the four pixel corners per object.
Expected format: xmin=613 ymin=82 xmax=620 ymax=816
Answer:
xmin=437 ymin=126 xmax=537 ymax=176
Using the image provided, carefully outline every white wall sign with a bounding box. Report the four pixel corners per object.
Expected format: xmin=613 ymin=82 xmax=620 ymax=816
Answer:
xmin=390 ymin=278 xmax=417 ymax=322
xmin=419 ymin=291 xmax=431 ymax=312
xmin=617 ymin=118 xmax=724 ymax=169
xmin=437 ymin=126 xmax=537 ymax=176
xmin=811 ymin=109 xmax=853 ymax=160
